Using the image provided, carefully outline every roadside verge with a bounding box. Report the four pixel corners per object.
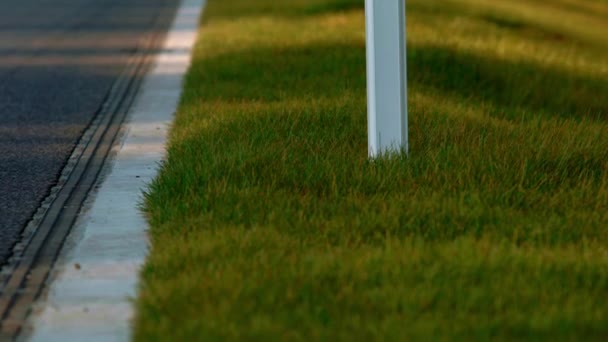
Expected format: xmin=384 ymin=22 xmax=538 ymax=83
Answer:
xmin=134 ymin=0 xmax=608 ymax=339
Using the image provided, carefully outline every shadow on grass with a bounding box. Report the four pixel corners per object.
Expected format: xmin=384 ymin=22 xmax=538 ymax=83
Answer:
xmin=163 ymin=37 xmax=608 ymax=245
xmin=202 ymin=0 xmax=363 ymax=22
xmin=406 ymin=2 xmax=608 ymax=122
xmin=301 ymin=0 xmax=364 ymax=16
xmin=183 ymin=42 xmax=367 ymax=102
xmin=186 ymin=41 xmax=608 ymax=123
xmin=408 ymin=44 xmax=608 ymax=122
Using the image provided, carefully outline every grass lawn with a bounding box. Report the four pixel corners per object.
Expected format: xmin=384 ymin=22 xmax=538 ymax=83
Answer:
xmin=135 ymin=0 xmax=608 ymax=339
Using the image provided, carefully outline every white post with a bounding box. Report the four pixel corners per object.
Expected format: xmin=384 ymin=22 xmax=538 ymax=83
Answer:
xmin=365 ymin=0 xmax=408 ymax=157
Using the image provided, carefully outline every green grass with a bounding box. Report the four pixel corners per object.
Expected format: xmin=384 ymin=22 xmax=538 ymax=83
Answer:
xmin=135 ymin=0 xmax=608 ymax=339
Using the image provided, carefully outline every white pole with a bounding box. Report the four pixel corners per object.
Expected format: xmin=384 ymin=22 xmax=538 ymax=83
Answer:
xmin=365 ymin=0 xmax=408 ymax=157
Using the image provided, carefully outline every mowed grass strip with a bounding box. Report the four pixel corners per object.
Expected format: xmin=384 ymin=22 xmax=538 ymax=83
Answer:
xmin=135 ymin=0 xmax=608 ymax=339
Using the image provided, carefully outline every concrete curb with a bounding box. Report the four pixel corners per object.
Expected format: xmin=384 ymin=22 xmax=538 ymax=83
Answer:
xmin=25 ymin=0 xmax=205 ymax=340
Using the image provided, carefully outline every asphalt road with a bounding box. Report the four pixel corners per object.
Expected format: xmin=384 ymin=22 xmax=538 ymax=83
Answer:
xmin=0 ymin=0 xmax=178 ymax=266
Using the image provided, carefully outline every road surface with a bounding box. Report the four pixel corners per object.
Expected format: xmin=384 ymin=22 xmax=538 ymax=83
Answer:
xmin=0 ymin=0 xmax=178 ymax=266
